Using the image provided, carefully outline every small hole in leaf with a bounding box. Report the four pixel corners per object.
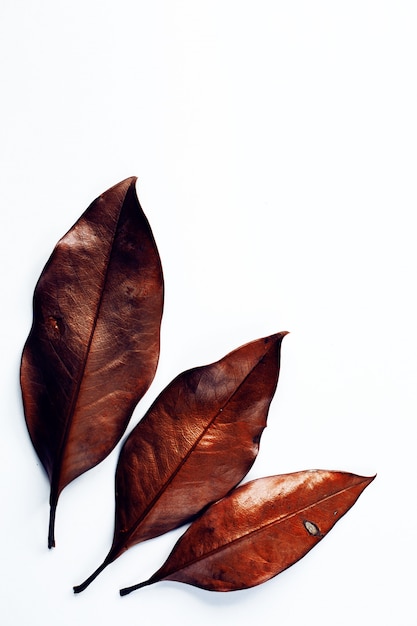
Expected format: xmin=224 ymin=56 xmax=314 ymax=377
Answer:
xmin=48 ymin=316 xmax=64 ymax=335
xmin=304 ymin=520 xmax=320 ymax=536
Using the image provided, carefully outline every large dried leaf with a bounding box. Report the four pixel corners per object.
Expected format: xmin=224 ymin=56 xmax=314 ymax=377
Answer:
xmin=74 ymin=332 xmax=287 ymax=592
xmin=21 ymin=177 xmax=164 ymax=548
xmin=120 ymin=470 xmax=375 ymax=595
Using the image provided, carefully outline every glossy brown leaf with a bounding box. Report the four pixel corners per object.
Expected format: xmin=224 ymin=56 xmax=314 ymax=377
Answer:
xmin=20 ymin=177 xmax=164 ymax=548
xmin=120 ymin=470 xmax=375 ymax=595
xmin=73 ymin=332 xmax=288 ymax=592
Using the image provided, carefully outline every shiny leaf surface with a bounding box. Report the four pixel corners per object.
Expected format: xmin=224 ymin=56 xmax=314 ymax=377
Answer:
xmin=120 ymin=470 xmax=374 ymax=594
xmin=74 ymin=332 xmax=287 ymax=592
xmin=21 ymin=177 xmax=164 ymax=548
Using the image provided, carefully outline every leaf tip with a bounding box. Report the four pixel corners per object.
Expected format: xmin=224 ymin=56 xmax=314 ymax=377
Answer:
xmin=106 ymin=176 xmax=138 ymax=203
xmin=119 ymin=175 xmax=138 ymax=186
xmin=357 ymin=472 xmax=376 ymax=486
xmin=264 ymin=330 xmax=289 ymax=346
xmin=126 ymin=175 xmax=138 ymax=187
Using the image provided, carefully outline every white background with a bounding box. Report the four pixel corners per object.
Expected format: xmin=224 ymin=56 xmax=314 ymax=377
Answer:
xmin=1 ymin=1 xmax=416 ymax=624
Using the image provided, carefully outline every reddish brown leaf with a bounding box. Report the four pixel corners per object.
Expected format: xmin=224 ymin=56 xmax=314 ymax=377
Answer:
xmin=20 ymin=177 xmax=164 ymax=548
xmin=120 ymin=470 xmax=375 ymax=595
xmin=73 ymin=332 xmax=288 ymax=592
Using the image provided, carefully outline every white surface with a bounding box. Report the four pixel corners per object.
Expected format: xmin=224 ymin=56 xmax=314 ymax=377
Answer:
xmin=1 ymin=2 xmax=416 ymax=624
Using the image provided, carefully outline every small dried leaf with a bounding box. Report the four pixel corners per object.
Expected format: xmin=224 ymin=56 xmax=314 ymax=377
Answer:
xmin=74 ymin=332 xmax=287 ymax=592
xmin=21 ymin=178 xmax=164 ymax=548
xmin=120 ymin=470 xmax=375 ymax=595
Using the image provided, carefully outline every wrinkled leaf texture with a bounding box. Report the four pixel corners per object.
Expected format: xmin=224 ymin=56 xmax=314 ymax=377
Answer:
xmin=21 ymin=177 xmax=164 ymax=548
xmin=120 ymin=470 xmax=375 ymax=595
xmin=74 ymin=332 xmax=288 ymax=592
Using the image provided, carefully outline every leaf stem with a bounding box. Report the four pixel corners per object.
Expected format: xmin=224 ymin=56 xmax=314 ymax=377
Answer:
xmin=119 ymin=578 xmax=155 ymax=596
xmin=48 ymin=502 xmax=57 ymax=549
xmin=73 ymin=558 xmax=112 ymax=594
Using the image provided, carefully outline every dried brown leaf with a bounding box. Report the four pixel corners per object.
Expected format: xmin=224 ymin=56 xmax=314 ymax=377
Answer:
xmin=120 ymin=470 xmax=375 ymax=595
xmin=21 ymin=178 xmax=164 ymax=547
xmin=74 ymin=332 xmax=287 ymax=592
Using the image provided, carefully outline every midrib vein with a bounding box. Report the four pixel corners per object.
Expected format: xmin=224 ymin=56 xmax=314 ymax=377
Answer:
xmin=52 ymin=197 xmax=125 ymax=497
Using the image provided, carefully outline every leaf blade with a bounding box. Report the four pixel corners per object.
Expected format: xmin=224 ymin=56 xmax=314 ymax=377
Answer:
xmin=74 ymin=332 xmax=287 ymax=591
xmin=21 ymin=177 xmax=164 ymax=547
xmin=120 ymin=470 xmax=375 ymax=594
xmin=114 ymin=331 xmax=288 ymax=546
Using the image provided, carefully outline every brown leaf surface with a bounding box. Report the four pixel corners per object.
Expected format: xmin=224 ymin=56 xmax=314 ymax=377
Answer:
xmin=74 ymin=332 xmax=287 ymax=592
xmin=120 ymin=470 xmax=375 ymax=595
xmin=20 ymin=177 xmax=164 ymax=548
